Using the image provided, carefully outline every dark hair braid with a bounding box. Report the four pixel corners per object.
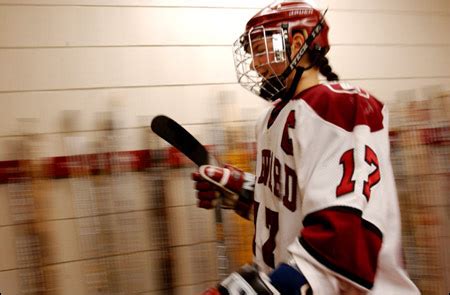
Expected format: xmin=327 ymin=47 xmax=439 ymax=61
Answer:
xmin=309 ymin=49 xmax=339 ymax=81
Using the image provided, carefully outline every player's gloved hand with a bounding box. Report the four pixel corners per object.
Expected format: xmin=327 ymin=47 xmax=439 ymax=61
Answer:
xmin=192 ymin=164 xmax=255 ymax=219
xmin=201 ymin=263 xmax=311 ymax=295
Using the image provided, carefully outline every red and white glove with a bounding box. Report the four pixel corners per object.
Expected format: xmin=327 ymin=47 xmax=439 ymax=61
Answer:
xmin=192 ymin=164 xmax=255 ymax=219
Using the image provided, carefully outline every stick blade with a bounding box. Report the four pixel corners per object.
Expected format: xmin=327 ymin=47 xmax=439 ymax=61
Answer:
xmin=150 ymin=115 xmax=210 ymax=166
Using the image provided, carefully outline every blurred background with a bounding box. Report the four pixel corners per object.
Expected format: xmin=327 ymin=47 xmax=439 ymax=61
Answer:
xmin=0 ymin=0 xmax=448 ymax=294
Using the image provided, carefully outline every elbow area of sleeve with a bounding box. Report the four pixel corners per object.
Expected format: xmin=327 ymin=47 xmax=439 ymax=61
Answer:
xmin=299 ymin=206 xmax=383 ymax=290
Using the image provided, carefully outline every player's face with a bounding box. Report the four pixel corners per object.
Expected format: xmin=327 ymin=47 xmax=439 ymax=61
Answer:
xmin=249 ymin=33 xmax=287 ymax=78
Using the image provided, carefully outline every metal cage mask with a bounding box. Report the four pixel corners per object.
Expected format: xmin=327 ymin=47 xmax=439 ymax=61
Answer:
xmin=232 ymin=26 xmax=290 ymax=101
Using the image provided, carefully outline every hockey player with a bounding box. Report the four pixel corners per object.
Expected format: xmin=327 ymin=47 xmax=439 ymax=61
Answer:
xmin=193 ymin=1 xmax=420 ymax=294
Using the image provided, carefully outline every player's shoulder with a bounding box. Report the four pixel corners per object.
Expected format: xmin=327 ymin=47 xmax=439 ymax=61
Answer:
xmin=294 ymin=82 xmax=385 ymax=132
xmin=256 ymin=103 xmax=274 ymax=125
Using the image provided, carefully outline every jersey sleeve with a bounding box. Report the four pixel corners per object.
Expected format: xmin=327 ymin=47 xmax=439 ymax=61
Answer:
xmin=287 ymin=83 xmax=391 ymax=292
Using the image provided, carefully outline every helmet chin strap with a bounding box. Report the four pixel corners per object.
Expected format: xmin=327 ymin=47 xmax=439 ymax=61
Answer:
xmin=283 ymin=66 xmax=304 ymax=101
xmin=281 ymin=63 xmax=315 ymax=101
xmin=260 ymin=64 xmax=313 ymax=102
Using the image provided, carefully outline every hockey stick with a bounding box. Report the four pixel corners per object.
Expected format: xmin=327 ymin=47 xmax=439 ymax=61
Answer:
xmin=150 ymin=115 xmax=229 ymax=280
xmin=151 ymin=115 xmax=217 ymax=167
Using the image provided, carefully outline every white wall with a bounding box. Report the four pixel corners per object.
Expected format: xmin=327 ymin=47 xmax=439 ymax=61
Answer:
xmin=0 ymin=0 xmax=449 ymax=147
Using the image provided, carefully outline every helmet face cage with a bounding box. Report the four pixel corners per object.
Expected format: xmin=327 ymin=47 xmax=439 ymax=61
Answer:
xmin=232 ymin=26 xmax=289 ymax=101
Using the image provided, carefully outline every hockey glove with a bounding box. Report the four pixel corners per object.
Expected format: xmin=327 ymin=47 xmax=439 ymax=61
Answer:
xmin=192 ymin=164 xmax=255 ymax=219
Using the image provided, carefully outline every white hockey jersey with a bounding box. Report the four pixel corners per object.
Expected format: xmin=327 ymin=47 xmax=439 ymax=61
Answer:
xmin=253 ymin=83 xmax=420 ymax=294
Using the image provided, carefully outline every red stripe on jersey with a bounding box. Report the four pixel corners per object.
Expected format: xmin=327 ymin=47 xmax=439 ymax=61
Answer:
xmin=295 ymin=84 xmax=384 ymax=132
xmin=300 ymin=206 xmax=382 ymax=289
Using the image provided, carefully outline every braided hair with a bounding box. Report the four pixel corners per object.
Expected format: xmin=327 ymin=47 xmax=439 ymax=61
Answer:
xmin=309 ymin=49 xmax=339 ymax=82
